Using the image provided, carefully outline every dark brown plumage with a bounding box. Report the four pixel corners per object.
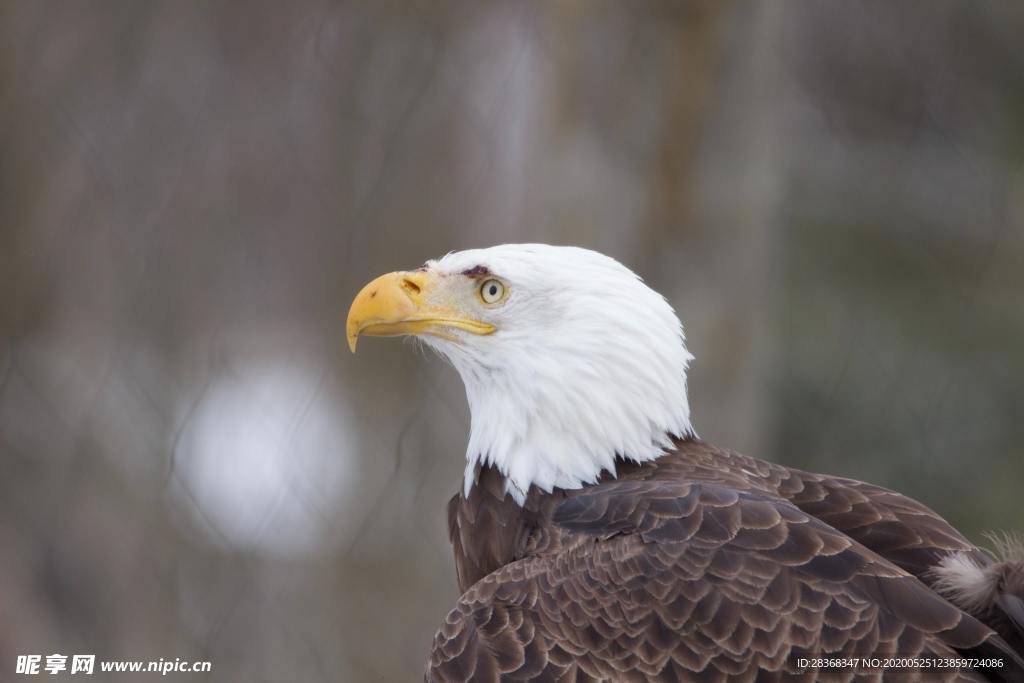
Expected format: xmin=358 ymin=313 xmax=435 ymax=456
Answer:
xmin=430 ymin=438 xmax=1024 ymax=682
xmin=345 ymin=246 xmax=1023 ymax=681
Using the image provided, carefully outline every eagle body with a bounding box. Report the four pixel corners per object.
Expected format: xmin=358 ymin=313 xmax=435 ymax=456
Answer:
xmin=435 ymin=439 xmax=1022 ymax=682
xmin=346 ymin=244 xmax=1024 ymax=682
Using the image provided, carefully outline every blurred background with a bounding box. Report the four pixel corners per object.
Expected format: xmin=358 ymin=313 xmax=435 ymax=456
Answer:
xmin=2 ymin=1 xmax=1023 ymax=680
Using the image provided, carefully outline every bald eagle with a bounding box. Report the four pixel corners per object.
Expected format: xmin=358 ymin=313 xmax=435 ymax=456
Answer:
xmin=347 ymin=244 xmax=1024 ymax=682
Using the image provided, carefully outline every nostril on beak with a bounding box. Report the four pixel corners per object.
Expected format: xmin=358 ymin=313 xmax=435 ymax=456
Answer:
xmin=401 ymin=277 xmax=422 ymax=295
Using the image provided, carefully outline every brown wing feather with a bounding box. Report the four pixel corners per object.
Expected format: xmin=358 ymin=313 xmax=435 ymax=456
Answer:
xmin=649 ymin=440 xmax=1024 ymax=651
xmin=430 ymin=480 xmax=1021 ymax=682
xmin=622 ymin=441 xmax=994 ymax=587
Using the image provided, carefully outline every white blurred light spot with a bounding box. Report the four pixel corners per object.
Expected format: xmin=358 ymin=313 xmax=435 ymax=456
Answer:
xmin=174 ymin=360 xmax=355 ymax=556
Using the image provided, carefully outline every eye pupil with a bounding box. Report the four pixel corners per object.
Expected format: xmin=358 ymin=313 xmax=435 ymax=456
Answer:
xmin=489 ymin=285 xmax=497 ymax=295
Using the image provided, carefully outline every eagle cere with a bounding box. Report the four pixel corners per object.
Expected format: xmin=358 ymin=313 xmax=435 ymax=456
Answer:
xmin=347 ymin=244 xmax=1024 ymax=682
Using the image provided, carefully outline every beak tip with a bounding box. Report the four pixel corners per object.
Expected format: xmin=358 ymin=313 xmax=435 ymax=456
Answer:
xmin=347 ymin=331 xmax=358 ymax=354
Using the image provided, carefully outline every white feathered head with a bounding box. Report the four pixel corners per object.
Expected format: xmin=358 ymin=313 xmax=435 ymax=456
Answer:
xmin=348 ymin=244 xmax=694 ymax=502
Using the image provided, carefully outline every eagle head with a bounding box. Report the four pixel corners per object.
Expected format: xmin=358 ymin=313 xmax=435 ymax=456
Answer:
xmin=347 ymin=244 xmax=694 ymax=503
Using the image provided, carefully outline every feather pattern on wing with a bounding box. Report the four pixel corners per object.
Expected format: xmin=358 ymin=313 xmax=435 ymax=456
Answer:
xmin=432 ymin=439 xmax=1024 ymax=682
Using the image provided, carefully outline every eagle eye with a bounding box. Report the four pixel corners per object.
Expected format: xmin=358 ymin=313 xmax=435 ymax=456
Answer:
xmin=478 ymin=278 xmax=505 ymax=305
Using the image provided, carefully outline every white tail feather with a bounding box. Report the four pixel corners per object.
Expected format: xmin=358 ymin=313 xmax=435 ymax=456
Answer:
xmin=932 ymin=531 xmax=1024 ymax=617
xmin=932 ymin=553 xmax=1000 ymax=614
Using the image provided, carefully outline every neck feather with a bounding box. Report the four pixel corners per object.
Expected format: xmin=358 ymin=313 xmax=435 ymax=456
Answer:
xmin=441 ymin=330 xmax=694 ymax=505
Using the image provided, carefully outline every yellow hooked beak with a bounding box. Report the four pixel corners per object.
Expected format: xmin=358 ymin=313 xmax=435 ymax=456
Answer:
xmin=346 ymin=270 xmax=496 ymax=353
